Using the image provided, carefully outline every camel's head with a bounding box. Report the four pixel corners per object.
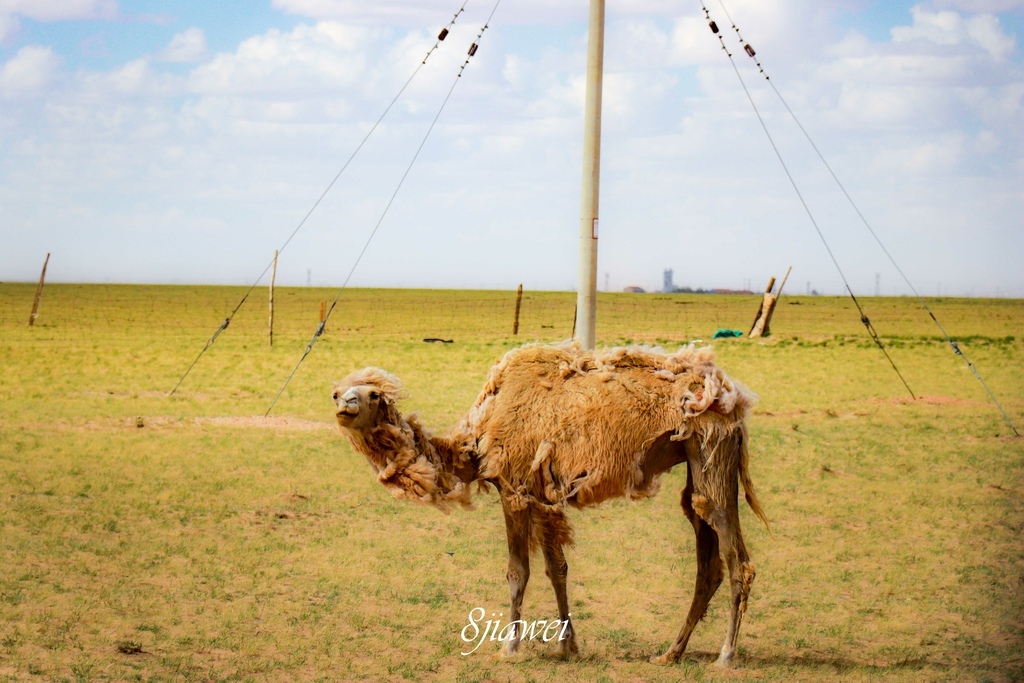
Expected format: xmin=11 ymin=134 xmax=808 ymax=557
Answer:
xmin=332 ymin=367 xmax=405 ymax=433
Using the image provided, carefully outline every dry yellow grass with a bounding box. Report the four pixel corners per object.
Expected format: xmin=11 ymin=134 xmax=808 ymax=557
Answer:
xmin=0 ymin=284 xmax=1021 ymax=682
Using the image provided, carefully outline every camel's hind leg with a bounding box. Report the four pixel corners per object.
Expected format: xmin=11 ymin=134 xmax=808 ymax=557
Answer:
xmin=538 ymin=510 xmax=578 ymax=658
xmin=691 ymin=433 xmax=756 ymax=667
xmin=653 ymin=468 xmax=723 ymax=665
xmin=701 ymin=501 xmax=754 ymax=666
xmin=500 ymin=494 xmax=531 ymax=656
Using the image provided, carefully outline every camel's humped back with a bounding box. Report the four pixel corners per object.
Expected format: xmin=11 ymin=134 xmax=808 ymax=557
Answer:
xmin=457 ymin=342 xmax=757 ymax=507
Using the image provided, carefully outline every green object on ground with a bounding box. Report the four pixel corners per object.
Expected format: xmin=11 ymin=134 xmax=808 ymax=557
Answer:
xmin=713 ymin=329 xmax=743 ymax=338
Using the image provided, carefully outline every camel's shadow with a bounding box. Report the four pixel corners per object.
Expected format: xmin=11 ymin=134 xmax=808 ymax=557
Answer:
xmin=604 ymin=647 xmax=936 ymax=674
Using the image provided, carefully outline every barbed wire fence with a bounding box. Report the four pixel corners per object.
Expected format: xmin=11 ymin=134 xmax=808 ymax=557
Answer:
xmin=0 ymin=284 xmax=782 ymax=345
xmin=4 ymin=283 xmax=1015 ymax=348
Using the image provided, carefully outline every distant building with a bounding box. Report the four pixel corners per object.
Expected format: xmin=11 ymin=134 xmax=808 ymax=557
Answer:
xmin=663 ymin=269 xmax=674 ymax=293
xmin=623 ymin=286 xmax=646 ymax=293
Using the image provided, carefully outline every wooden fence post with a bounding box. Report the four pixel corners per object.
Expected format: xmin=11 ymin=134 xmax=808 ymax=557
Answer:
xmin=268 ymin=250 xmax=278 ymax=346
xmin=760 ymin=266 xmax=791 ymax=337
xmin=749 ymin=267 xmax=792 ymax=338
xmin=513 ymin=284 xmax=523 ymax=335
xmin=748 ymin=277 xmax=774 ymax=337
xmin=28 ymin=252 xmax=50 ymax=326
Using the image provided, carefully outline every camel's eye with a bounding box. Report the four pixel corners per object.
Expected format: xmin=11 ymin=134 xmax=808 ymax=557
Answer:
xmin=369 ymin=391 xmax=380 ymax=401
xmin=332 ymin=391 xmax=339 ymax=401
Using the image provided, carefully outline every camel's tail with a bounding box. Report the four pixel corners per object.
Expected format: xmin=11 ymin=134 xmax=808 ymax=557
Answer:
xmin=739 ymin=423 xmax=771 ymax=534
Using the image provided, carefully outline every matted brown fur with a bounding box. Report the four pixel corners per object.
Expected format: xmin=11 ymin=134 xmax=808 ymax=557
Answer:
xmin=333 ymin=342 xmax=769 ymax=666
xmin=453 ymin=343 xmax=764 ymax=519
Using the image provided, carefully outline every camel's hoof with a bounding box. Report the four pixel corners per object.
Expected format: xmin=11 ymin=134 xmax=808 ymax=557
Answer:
xmin=715 ymin=653 xmax=735 ymax=667
xmin=544 ymin=648 xmax=578 ymax=662
xmin=650 ymin=653 xmax=676 ymax=666
xmin=556 ymin=642 xmax=580 ymax=660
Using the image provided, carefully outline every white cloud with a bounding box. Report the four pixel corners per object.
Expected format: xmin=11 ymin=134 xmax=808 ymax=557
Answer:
xmin=0 ymin=44 xmax=59 ymax=95
xmin=187 ymin=22 xmax=376 ymax=97
xmin=0 ymin=0 xmax=117 ymax=21
xmin=871 ymin=131 xmax=968 ymax=173
xmin=158 ymin=27 xmax=207 ymax=63
xmin=964 ymin=81 xmax=1024 ymax=126
xmin=892 ymin=6 xmax=1016 ymax=60
xmin=0 ymin=11 xmax=18 ymax=43
xmin=0 ymin=1 xmax=1021 ymax=294
xmin=271 ymin=0 xmax=591 ymax=25
xmin=893 ymin=8 xmax=971 ymax=46
xmin=670 ymin=16 xmax=724 ymax=66
xmin=0 ymin=0 xmax=116 ymax=46
xmin=73 ymin=57 xmax=180 ymax=98
xmin=808 ymin=4 xmax=1022 ymax=137
xmin=965 ymin=13 xmax=1016 ymax=60
xmin=270 ymin=0 xmax=799 ymax=27
xmin=933 ymin=0 xmax=1024 ymax=11
xmin=820 ymin=53 xmax=973 ymax=86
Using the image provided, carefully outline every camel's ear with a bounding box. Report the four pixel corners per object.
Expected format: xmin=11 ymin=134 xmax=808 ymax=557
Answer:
xmin=369 ymin=370 xmax=406 ymax=405
xmin=380 ymin=398 xmax=402 ymax=427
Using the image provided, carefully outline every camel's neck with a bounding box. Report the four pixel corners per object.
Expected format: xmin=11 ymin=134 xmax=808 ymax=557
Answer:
xmin=417 ymin=416 xmax=481 ymax=486
xmin=430 ymin=432 xmax=480 ymax=487
xmin=343 ymin=411 xmax=480 ymax=510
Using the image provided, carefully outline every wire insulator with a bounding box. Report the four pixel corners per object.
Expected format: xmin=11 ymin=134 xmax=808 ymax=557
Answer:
xmin=438 ymin=28 xmax=449 ymax=41
xmin=709 ymin=20 xmax=719 ymax=34
xmin=468 ymin=42 xmax=478 ymax=56
xmin=744 ymin=43 xmax=756 ymax=57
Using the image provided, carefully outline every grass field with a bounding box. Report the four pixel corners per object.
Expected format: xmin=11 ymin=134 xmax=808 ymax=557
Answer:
xmin=1 ymin=283 xmax=1022 ymax=682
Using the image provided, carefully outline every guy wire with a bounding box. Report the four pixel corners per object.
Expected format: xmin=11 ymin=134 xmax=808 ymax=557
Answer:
xmin=169 ymin=1 xmax=470 ymax=397
xmin=700 ymin=0 xmax=915 ymax=398
xmin=266 ymin=0 xmax=504 ymax=416
xmin=712 ymin=0 xmax=1018 ymax=434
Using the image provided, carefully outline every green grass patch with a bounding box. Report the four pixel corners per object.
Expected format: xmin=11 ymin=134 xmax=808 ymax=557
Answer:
xmin=0 ymin=284 xmax=1021 ymax=681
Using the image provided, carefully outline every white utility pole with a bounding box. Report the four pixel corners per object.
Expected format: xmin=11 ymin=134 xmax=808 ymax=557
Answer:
xmin=574 ymin=0 xmax=605 ymax=350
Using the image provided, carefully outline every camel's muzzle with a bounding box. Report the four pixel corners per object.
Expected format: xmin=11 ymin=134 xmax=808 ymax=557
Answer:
xmin=336 ymin=388 xmax=361 ymax=417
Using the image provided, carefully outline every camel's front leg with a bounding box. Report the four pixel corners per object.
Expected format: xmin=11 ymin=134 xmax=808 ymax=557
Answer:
xmin=500 ymin=495 xmax=531 ymax=656
xmin=540 ymin=514 xmax=578 ymax=658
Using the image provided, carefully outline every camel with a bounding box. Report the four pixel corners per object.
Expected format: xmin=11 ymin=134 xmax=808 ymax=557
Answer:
xmin=332 ymin=342 xmax=769 ymax=666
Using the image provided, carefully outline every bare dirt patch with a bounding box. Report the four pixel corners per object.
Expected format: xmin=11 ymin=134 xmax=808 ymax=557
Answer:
xmin=132 ymin=415 xmax=331 ymax=430
xmin=19 ymin=416 xmax=333 ymax=431
xmin=876 ymin=394 xmax=986 ymax=407
xmin=198 ymin=416 xmax=330 ymax=431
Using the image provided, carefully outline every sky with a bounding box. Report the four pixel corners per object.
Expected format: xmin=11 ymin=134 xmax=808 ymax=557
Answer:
xmin=1 ymin=0 xmax=1022 ymax=296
